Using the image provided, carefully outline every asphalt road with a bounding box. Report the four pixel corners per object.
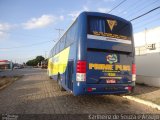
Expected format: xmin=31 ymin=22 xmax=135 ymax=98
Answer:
xmin=0 ymin=67 xmax=45 ymax=77
xmin=0 ymin=68 xmax=159 ymax=115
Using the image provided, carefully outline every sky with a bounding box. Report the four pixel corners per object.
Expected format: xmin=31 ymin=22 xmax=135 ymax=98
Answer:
xmin=134 ymin=26 xmax=160 ymax=47
xmin=0 ymin=0 xmax=160 ymax=63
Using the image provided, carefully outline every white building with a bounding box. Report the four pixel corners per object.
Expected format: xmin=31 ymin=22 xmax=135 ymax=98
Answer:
xmin=134 ymin=26 xmax=160 ymax=87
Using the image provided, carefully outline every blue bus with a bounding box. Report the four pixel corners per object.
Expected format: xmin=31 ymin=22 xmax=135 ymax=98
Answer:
xmin=48 ymin=12 xmax=136 ymax=96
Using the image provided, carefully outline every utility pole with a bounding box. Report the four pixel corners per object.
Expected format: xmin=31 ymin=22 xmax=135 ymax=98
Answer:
xmin=55 ymin=28 xmax=64 ymax=39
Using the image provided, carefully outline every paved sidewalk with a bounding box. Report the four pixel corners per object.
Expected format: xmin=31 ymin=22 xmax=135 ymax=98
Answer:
xmin=0 ymin=69 xmax=159 ymax=114
xmin=132 ymin=84 xmax=160 ymax=105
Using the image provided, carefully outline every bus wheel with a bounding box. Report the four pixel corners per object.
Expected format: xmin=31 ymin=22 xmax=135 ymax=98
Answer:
xmin=58 ymin=75 xmax=65 ymax=91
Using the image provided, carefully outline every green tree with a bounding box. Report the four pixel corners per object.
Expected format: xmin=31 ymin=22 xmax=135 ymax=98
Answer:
xmin=26 ymin=56 xmax=45 ymax=66
xmin=36 ymin=56 xmax=45 ymax=64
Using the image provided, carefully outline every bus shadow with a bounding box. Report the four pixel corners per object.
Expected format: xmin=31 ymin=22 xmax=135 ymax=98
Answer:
xmin=43 ymin=93 xmax=132 ymax=114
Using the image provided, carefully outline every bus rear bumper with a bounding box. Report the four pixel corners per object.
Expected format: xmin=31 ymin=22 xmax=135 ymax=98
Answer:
xmin=73 ymin=82 xmax=135 ymax=96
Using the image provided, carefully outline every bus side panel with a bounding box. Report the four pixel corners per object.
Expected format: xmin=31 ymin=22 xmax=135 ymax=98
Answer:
xmin=48 ymin=17 xmax=80 ymax=93
xmin=72 ymin=12 xmax=88 ymax=96
xmin=47 ymin=47 xmax=70 ymax=81
xmin=60 ymin=42 xmax=77 ymax=92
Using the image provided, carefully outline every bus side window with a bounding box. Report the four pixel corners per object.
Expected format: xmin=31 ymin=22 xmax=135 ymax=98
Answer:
xmin=69 ymin=23 xmax=76 ymax=45
xmin=64 ymin=22 xmax=77 ymax=48
xmin=64 ymin=33 xmax=68 ymax=48
xmin=60 ymin=36 xmax=65 ymax=51
xmin=56 ymin=42 xmax=60 ymax=54
xmin=51 ymin=48 xmax=53 ymax=57
xmin=54 ymin=45 xmax=57 ymax=55
xmin=53 ymin=47 xmax=55 ymax=57
xmin=50 ymin=50 xmax=52 ymax=58
xmin=49 ymin=51 xmax=51 ymax=58
xmin=65 ymin=31 xmax=70 ymax=47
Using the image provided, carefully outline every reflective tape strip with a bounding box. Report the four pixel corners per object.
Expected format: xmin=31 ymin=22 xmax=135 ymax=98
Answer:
xmin=87 ymin=34 xmax=132 ymax=44
xmin=100 ymin=77 xmax=122 ymax=79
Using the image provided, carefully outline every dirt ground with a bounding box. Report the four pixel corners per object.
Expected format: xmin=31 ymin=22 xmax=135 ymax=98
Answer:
xmin=133 ymin=84 xmax=160 ymax=105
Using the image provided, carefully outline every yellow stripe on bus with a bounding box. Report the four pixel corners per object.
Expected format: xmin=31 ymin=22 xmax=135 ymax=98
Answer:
xmin=48 ymin=47 xmax=70 ymax=76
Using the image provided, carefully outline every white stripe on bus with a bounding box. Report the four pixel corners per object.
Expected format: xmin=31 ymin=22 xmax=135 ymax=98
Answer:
xmin=87 ymin=34 xmax=132 ymax=44
xmin=100 ymin=77 xmax=122 ymax=79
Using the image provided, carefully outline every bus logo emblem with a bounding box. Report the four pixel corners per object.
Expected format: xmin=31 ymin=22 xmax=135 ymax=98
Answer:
xmin=106 ymin=54 xmax=118 ymax=64
xmin=107 ymin=20 xmax=117 ymax=31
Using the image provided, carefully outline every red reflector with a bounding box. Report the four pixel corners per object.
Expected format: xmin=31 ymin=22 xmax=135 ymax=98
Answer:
xmin=132 ymin=64 xmax=136 ymax=74
xmin=125 ymin=86 xmax=132 ymax=91
xmin=128 ymin=86 xmax=132 ymax=91
xmin=76 ymin=60 xmax=86 ymax=73
xmin=87 ymin=88 xmax=92 ymax=92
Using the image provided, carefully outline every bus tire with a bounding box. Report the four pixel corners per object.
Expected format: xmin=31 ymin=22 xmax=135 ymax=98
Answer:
xmin=58 ymin=75 xmax=65 ymax=91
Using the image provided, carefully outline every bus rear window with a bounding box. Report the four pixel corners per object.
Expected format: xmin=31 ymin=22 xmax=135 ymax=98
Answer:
xmin=87 ymin=16 xmax=132 ymax=40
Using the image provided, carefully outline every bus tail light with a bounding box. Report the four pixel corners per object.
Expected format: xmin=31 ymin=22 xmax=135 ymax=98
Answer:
xmin=87 ymin=88 xmax=92 ymax=92
xmin=87 ymin=88 xmax=96 ymax=92
xmin=76 ymin=60 xmax=86 ymax=81
xmin=125 ymin=86 xmax=132 ymax=91
xmin=132 ymin=64 xmax=136 ymax=81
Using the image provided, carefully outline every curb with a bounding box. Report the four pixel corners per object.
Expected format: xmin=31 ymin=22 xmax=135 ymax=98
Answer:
xmin=123 ymin=96 xmax=160 ymax=111
xmin=0 ymin=77 xmax=19 ymax=90
xmin=0 ymin=80 xmax=14 ymax=90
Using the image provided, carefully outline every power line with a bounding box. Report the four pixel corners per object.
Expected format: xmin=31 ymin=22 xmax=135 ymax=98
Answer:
xmin=124 ymin=0 xmax=159 ymax=19
xmin=108 ymin=0 xmax=127 ymax=13
xmin=114 ymin=0 xmax=142 ymax=16
xmin=133 ymin=17 xmax=160 ymax=33
xmin=133 ymin=16 xmax=160 ymax=29
xmin=130 ymin=6 xmax=160 ymax=21
xmin=133 ymin=11 xmax=160 ymax=27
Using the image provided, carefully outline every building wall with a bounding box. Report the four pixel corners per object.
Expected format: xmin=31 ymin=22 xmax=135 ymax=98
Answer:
xmin=134 ymin=26 xmax=160 ymax=87
xmin=136 ymin=52 xmax=160 ymax=87
xmin=0 ymin=64 xmax=10 ymax=69
xmin=0 ymin=60 xmax=13 ymax=70
xmin=136 ymin=52 xmax=160 ymax=77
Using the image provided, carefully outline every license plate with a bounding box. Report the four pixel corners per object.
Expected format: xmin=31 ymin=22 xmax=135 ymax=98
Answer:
xmin=106 ymin=79 xmax=116 ymax=83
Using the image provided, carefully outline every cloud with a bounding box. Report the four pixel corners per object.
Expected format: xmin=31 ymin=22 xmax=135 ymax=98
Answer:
xmin=0 ymin=29 xmax=8 ymax=40
xmin=68 ymin=11 xmax=81 ymax=20
xmin=0 ymin=23 xmax=12 ymax=31
xmin=68 ymin=6 xmax=89 ymax=21
xmin=0 ymin=31 xmax=8 ymax=40
xmin=0 ymin=23 xmax=12 ymax=40
xmin=23 ymin=15 xmax=61 ymax=29
xmin=83 ymin=6 xmax=89 ymax=11
xmin=59 ymin=15 xmax=64 ymax=21
xmin=97 ymin=8 xmax=111 ymax=13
